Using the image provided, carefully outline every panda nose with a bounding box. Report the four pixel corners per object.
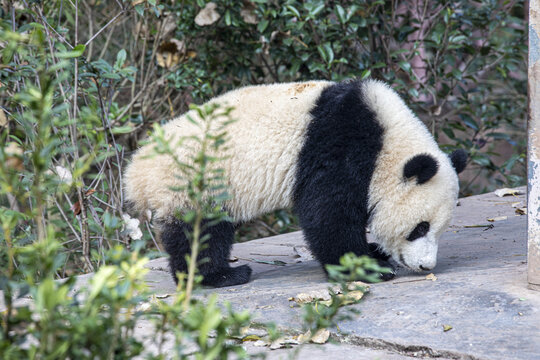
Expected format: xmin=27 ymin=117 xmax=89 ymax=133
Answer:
xmin=419 ymin=265 xmax=432 ymax=271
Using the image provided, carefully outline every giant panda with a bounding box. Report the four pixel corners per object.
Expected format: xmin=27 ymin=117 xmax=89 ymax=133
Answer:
xmin=124 ymin=79 xmax=467 ymax=287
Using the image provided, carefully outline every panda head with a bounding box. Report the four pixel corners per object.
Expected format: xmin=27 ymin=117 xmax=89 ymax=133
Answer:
xmin=369 ymin=149 xmax=467 ymax=272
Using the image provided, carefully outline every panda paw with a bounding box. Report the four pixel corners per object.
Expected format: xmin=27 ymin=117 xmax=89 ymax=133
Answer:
xmin=201 ymin=265 xmax=252 ymax=288
xmin=374 ymin=258 xmax=396 ymax=282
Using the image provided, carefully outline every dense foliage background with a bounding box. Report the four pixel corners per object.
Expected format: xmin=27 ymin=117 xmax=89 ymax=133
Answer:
xmin=0 ymin=0 xmax=527 ymax=273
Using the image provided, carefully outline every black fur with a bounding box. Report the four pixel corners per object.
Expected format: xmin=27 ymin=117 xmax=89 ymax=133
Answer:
xmin=403 ymin=154 xmax=439 ymax=184
xmin=160 ymin=218 xmax=252 ymax=287
xmin=293 ymin=80 xmax=394 ymax=281
xmin=449 ymin=149 xmax=467 ymax=174
xmin=406 ymin=221 xmax=430 ymax=241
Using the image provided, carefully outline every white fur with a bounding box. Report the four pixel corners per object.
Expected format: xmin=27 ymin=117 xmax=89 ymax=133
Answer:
xmin=124 ymin=81 xmax=331 ymax=221
xmin=362 ymin=80 xmax=459 ymax=271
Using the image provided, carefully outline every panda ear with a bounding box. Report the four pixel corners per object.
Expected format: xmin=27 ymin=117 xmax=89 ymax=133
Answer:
xmin=449 ymin=149 xmax=467 ymax=174
xmin=403 ymin=154 xmax=439 ymax=185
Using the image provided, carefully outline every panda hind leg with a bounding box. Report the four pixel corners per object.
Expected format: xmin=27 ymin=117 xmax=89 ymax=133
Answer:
xmin=160 ymin=218 xmax=252 ymax=287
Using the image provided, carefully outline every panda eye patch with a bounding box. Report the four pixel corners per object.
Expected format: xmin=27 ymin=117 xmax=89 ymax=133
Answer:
xmin=407 ymin=221 xmax=430 ymax=241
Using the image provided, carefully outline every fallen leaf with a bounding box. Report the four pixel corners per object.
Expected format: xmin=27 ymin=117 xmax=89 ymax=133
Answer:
xmin=294 ymin=289 xmax=332 ymax=304
xmin=297 ymin=330 xmax=311 ymax=344
xmin=293 ymin=245 xmax=314 ymax=262
xmin=160 ymin=12 xmax=178 ymax=38
xmin=5 ymin=142 xmax=23 ymax=171
xmin=515 ymin=207 xmax=526 ymax=216
xmin=443 ymin=324 xmax=453 ymax=332
xmin=240 ymin=2 xmax=258 ymax=24
xmin=0 ymin=108 xmax=7 ymax=127
xmin=347 ymin=281 xmax=370 ymax=291
xmin=269 ymin=337 xmax=298 ymax=350
xmin=319 ymin=299 xmax=333 ymax=306
xmin=85 ymin=189 xmax=96 ymax=197
xmin=487 ymin=216 xmax=507 ymax=222
xmin=292 ymin=284 xmax=367 ymax=306
xmin=71 ymin=201 xmax=81 ymax=216
xmin=494 ymin=188 xmax=525 ymax=197
xmin=240 ymin=327 xmax=268 ymax=337
xmin=311 ymin=328 xmax=330 ymax=344
xmin=242 ymin=335 xmax=261 ymax=342
xmin=425 ymin=273 xmax=437 ymax=281
xmin=333 ymin=290 xmax=365 ymax=306
xmin=136 ymin=302 xmax=152 ymax=312
xmin=344 ymin=290 xmax=365 ymax=302
xmin=253 ymin=339 xmax=269 ymax=347
xmin=195 ymin=2 xmax=220 ymax=26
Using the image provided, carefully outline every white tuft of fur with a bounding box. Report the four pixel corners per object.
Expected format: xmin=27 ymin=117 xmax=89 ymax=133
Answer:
xmin=124 ymin=81 xmax=332 ymax=221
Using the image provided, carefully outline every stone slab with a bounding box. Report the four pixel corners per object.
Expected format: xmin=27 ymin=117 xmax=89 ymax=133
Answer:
xmin=144 ymin=188 xmax=539 ymax=359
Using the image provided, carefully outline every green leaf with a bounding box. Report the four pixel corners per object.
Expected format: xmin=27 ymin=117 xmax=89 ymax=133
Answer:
xmin=111 ymin=125 xmax=134 ymax=134
xmin=225 ymin=10 xmax=231 ymax=26
xmin=442 ymin=127 xmax=455 ymax=139
xmin=309 ymin=4 xmax=325 ymax=18
xmin=408 ymin=87 xmax=419 ymax=98
xmin=258 ymin=19 xmax=269 ymax=32
xmin=115 ymin=49 xmax=127 ymax=69
xmin=135 ymin=4 xmax=145 ymax=16
xmin=460 ymin=114 xmax=479 ymax=130
xmin=451 ymin=68 xmax=463 ymax=80
xmin=286 ymin=5 xmax=301 ymax=18
xmin=336 ymin=5 xmax=346 ymax=24
xmin=317 ymin=45 xmax=327 ymax=63
xmin=324 ymin=43 xmax=334 ymax=65
xmin=398 ymin=61 xmax=411 ymax=73
xmin=56 ymin=44 xmax=86 ymax=58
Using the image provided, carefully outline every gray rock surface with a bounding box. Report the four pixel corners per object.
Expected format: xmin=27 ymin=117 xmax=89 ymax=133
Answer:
xmin=143 ymin=188 xmax=539 ymax=359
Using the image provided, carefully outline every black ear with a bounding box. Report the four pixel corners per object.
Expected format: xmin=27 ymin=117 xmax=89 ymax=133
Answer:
xmin=403 ymin=154 xmax=439 ymax=185
xmin=449 ymin=149 xmax=467 ymax=174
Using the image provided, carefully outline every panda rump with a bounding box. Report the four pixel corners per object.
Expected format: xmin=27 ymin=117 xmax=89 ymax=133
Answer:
xmin=124 ymin=79 xmax=463 ymax=287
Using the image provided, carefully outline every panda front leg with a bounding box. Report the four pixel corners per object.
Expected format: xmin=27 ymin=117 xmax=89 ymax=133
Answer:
xmin=160 ymin=218 xmax=252 ymax=287
xmin=301 ymin=224 xmax=395 ymax=282
xmin=296 ymin=203 xmax=395 ymax=282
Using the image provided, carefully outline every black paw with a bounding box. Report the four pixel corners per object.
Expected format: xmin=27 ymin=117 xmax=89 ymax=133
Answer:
xmin=375 ymin=258 xmax=396 ymax=281
xmin=359 ymin=258 xmax=395 ymax=283
xmin=202 ymin=265 xmax=252 ymax=288
xmin=368 ymin=242 xmax=391 ymax=261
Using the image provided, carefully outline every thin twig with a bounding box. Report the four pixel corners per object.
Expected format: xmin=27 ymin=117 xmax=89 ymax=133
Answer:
xmin=85 ymin=10 xmax=127 ymax=47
